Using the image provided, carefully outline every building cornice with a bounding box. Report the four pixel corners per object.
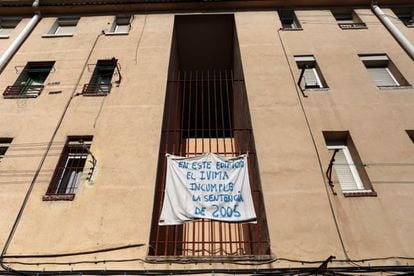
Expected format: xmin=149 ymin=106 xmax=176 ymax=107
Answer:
xmin=0 ymin=0 xmax=412 ymax=15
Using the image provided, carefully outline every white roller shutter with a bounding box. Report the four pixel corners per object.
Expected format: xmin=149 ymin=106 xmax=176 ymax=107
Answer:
xmin=367 ymin=67 xmax=399 ymax=87
xmin=304 ymin=68 xmax=321 ymax=88
xmin=328 ymin=146 xmax=364 ymax=192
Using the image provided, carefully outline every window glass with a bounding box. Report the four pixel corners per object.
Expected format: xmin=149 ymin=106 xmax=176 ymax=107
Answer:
xmin=360 ymin=54 xmax=409 ymax=87
xmin=46 ymin=136 xmax=92 ymax=197
xmin=295 ymin=55 xmax=328 ymax=89
xmin=278 ymin=10 xmax=301 ymax=29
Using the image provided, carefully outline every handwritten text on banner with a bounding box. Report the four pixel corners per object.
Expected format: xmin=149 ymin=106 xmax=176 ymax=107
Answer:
xmin=159 ymin=153 xmax=256 ymax=225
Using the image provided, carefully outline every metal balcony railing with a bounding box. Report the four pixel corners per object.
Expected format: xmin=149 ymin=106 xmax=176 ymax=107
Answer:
xmin=338 ymin=22 xmax=367 ymax=29
xmin=3 ymin=84 xmax=44 ymax=99
xmin=81 ymin=83 xmax=112 ymax=96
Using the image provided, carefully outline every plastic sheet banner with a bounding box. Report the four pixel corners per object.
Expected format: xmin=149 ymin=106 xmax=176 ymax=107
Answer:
xmin=159 ymin=153 xmax=256 ymax=225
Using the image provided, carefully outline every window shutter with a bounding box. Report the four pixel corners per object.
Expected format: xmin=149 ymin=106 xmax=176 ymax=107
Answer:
xmin=367 ymin=67 xmax=398 ymax=87
xmin=332 ymin=149 xmax=359 ymax=191
xmin=304 ymin=68 xmax=319 ymax=87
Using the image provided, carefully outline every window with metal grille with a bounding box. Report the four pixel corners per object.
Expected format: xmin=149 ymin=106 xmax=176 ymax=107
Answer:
xmin=43 ymin=136 xmax=93 ymax=201
xmin=278 ymin=10 xmax=302 ymax=30
xmin=3 ymin=61 xmax=54 ymax=99
xmin=0 ymin=17 xmax=20 ymax=37
xmin=324 ymin=131 xmax=375 ymax=196
xmin=393 ymin=8 xmax=414 ymax=27
xmin=407 ymin=130 xmax=414 ymax=144
xmin=149 ymin=14 xmax=270 ymax=259
xmin=359 ymin=54 xmax=410 ymax=88
xmin=331 ymin=9 xmax=367 ymax=29
xmin=0 ymin=138 xmax=13 ymax=162
xmin=82 ymin=59 xmax=117 ymax=96
xmin=295 ymin=55 xmax=328 ymax=90
xmin=107 ymin=15 xmax=131 ymax=34
xmin=46 ymin=17 xmax=79 ymax=36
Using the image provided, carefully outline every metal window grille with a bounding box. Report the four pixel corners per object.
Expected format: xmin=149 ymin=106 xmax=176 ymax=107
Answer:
xmin=279 ymin=10 xmax=301 ymax=29
xmin=149 ymin=68 xmax=270 ymax=258
xmin=46 ymin=136 xmax=92 ymax=196
xmin=3 ymin=61 xmax=54 ymax=99
xmin=82 ymin=59 xmax=117 ymax=96
xmin=0 ymin=138 xmax=13 ymax=161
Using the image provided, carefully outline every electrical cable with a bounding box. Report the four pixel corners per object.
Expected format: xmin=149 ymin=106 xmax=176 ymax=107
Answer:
xmin=0 ymin=31 xmax=105 ymax=273
xmin=3 ymin=243 xmax=145 ymax=259
xmin=135 ymin=13 xmax=148 ymax=64
xmin=276 ymin=29 xmax=350 ymax=260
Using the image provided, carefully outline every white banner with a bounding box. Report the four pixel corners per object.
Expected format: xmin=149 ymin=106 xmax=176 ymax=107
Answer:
xmin=159 ymin=153 xmax=256 ymax=225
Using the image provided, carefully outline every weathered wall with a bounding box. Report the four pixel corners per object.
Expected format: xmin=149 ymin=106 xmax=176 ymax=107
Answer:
xmin=0 ymin=7 xmax=413 ymax=272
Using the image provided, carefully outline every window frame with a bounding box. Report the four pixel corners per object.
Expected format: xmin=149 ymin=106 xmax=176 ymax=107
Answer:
xmin=43 ymin=136 xmax=93 ymax=201
xmin=0 ymin=138 xmax=13 ymax=162
xmin=0 ymin=17 xmax=21 ymax=38
xmin=105 ymin=15 xmax=131 ymax=35
xmin=278 ymin=10 xmax=302 ymax=31
xmin=393 ymin=8 xmax=414 ymax=28
xmin=43 ymin=17 xmax=79 ymax=37
xmin=82 ymin=59 xmax=118 ymax=96
xmin=327 ymin=144 xmax=366 ymax=192
xmin=359 ymin=54 xmax=411 ymax=89
xmin=331 ymin=9 xmax=367 ymax=30
xmin=324 ymin=131 xmax=376 ymax=197
xmin=295 ymin=55 xmax=328 ymax=90
xmin=3 ymin=61 xmax=55 ymax=99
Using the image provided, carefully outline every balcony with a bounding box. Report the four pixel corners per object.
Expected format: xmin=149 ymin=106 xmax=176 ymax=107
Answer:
xmin=3 ymin=84 xmax=44 ymax=99
xmin=81 ymin=83 xmax=112 ymax=96
xmin=338 ymin=22 xmax=367 ymax=29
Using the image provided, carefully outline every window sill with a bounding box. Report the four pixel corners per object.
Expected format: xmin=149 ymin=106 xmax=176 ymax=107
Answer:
xmin=281 ymin=27 xmax=303 ymax=31
xmin=104 ymin=31 xmax=129 ymax=36
xmin=43 ymin=194 xmax=75 ymax=201
xmin=42 ymin=34 xmax=74 ymax=38
xmin=0 ymin=35 xmax=10 ymax=39
xmin=378 ymin=85 xmax=413 ymax=90
xmin=343 ymin=190 xmax=377 ymax=197
xmin=146 ymin=254 xmax=274 ymax=263
xmin=338 ymin=23 xmax=368 ymax=30
xmin=304 ymin=87 xmax=329 ymax=92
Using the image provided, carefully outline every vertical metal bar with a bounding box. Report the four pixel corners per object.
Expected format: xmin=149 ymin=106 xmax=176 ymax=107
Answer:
xmin=236 ymin=139 xmax=244 ymax=254
xmin=194 ymin=70 xmax=198 ymax=155
xmin=201 ymin=70 xmax=205 ymax=153
xmin=207 ymin=70 xmax=212 ymax=152
xmin=226 ymin=70 xmax=234 ymax=152
xmin=213 ymin=70 xmax=219 ymax=153
xmin=179 ymin=71 xmax=187 ymax=155
xmin=219 ymin=70 xmax=226 ymax=141
xmin=154 ymin=143 xmax=169 ymax=255
xmin=187 ymin=71 xmax=192 ymax=155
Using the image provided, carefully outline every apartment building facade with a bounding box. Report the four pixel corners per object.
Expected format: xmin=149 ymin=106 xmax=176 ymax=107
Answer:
xmin=0 ymin=0 xmax=413 ymax=274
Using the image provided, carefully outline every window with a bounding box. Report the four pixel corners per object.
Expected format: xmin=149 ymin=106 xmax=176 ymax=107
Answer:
xmin=0 ymin=138 xmax=13 ymax=162
xmin=359 ymin=54 xmax=410 ymax=88
xmin=106 ymin=15 xmax=131 ymax=34
xmin=149 ymin=14 xmax=270 ymax=258
xmin=3 ymin=61 xmax=54 ymax=99
xmin=407 ymin=130 xmax=414 ymax=143
xmin=46 ymin=17 xmax=79 ymax=36
xmin=278 ymin=10 xmax=302 ymax=30
xmin=332 ymin=10 xmax=367 ymax=29
xmin=0 ymin=17 xmax=20 ymax=37
xmin=44 ymin=136 xmax=93 ymax=201
xmin=295 ymin=55 xmax=328 ymax=89
xmin=82 ymin=59 xmax=118 ymax=96
xmin=393 ymin=8 xmax=414 ymax=27
xmin=324 ymin=131 xmax=375 ymax=196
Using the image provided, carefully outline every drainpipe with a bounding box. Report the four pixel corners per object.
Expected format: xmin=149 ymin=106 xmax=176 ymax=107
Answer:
xmin=372 ymin=4 xmax=414 ymax=60
xmin=0 ymin=0 xmax=41 ymax=73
